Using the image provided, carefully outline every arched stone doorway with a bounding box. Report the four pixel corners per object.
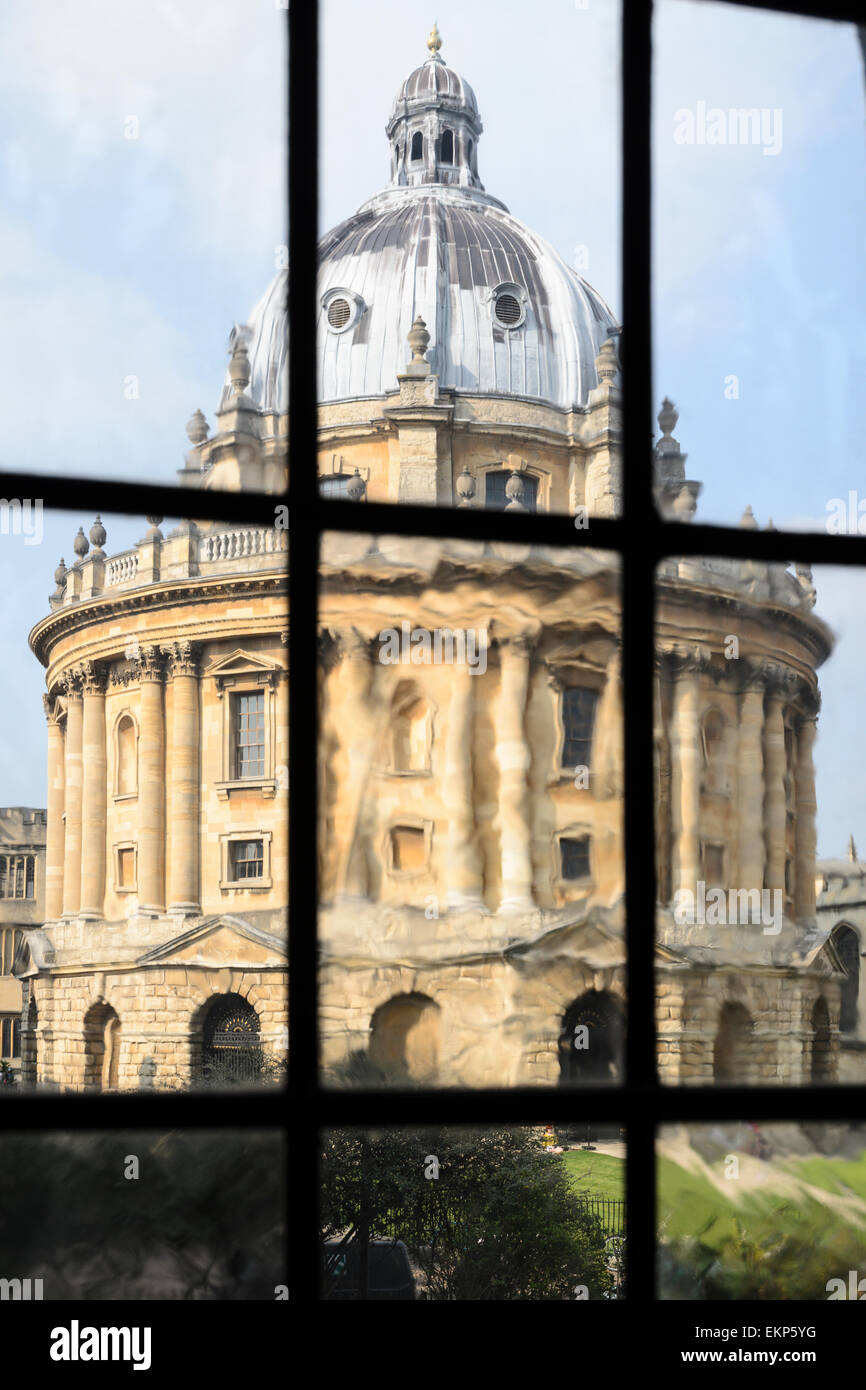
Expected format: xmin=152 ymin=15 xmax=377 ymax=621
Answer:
xmin=811 ymin=997 xmax=833 ymax=1083
xmin=558 ymin=990 xmax=623 ymax=1085
xmin=713 ymin=1002 xmax=752 ymax=1084
xmin=368 ymin=993 xmax=440 ymax=1082
xmin=200 ymin=993 xmax=263 ymax=1084
xmin=83 ymin=1003 xmax=121 ymax=1091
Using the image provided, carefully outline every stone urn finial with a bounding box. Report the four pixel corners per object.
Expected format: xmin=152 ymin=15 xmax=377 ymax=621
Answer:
xmin=739 ymin=504 xmax=757 ymax=529
xmin=53 ymin=558 xmax=67 ymax=589
xmin=456 ymin=466 xmax=476 ymax=507
xmin=407 ymin=315 xmax=430 ymax=365
xmin=186 ymin=408 xmax=208 ymax=445
xmin=89 ymin=515 xmax=107 ymax=555
xmin=658 ymin=397 xmax=678 ymax=437
xmin=228 ymin=336 xmax=251 ymax=395
xmin=504 ymin=470 xmax=529 ymax=513
xmin=595 ymin=336 xmax=619 ymax=383
xmin=144 ymin=515 xmax=164 ymax=541
xmin=346 ymin=468 xmax=367 ymax=502
xmin=73 ymin=527 xmax=89 ymax=562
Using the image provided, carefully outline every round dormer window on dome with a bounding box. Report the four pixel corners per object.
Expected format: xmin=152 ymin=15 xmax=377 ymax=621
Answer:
xmin=322 ymin=287 xmax=365 ymax=335
xmin=491 ymin=283 xmax=527 ymax=330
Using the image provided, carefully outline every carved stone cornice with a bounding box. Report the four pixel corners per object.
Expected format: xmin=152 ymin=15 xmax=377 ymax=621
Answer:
xmin=161 ymin=639 xmax=199 ymax=680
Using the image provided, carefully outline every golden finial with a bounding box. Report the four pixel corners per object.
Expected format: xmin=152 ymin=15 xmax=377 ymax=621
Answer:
xmin=426 ymin=22 xmax=442 ymax=59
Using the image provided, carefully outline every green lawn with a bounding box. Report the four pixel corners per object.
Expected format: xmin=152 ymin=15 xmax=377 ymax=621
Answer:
xmin=656 ymin=1151 xmax=866 ymax=1252
xmin=561 ymin=1150 xmax=625 ymax=1202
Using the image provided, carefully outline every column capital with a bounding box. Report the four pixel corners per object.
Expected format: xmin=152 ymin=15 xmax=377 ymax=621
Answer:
xmin=42 ymin=693 xmax=60 ymax=724
xmin=761 ymin=660 xmax=799 ymax=699
xmin=662 ymin=643 xmax=713 ymax=679
xmin=134 ymin=644 xmax=165 ymax=683
xmin=161 ymin=639 xmax=199 ymax=680
xmin=59 ymin=668 xmax=83 ymax=700
xmin=79 ymin=660 xmax=107 ymax=696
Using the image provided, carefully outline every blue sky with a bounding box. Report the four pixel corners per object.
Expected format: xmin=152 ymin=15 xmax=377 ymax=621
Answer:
xmin=0 ymin=0 xmax=862 ymax=861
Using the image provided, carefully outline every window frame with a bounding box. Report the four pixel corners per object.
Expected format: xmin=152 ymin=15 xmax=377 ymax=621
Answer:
xmin=290 ymin=0 xmax=866 ymax=1308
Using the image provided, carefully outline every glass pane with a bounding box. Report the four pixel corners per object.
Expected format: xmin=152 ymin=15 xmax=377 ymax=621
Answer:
xmin=654 ymin=1 xmax=866 ymax=531
xmin=0 ymin=1131 xmax=285 ymax=1299
xmin=654 ymin=556 xmax=866 ymax=1087
xmin=0 ymin=507 xmax=286 ymax=1092
xmin=657 ymin=1120 xmax=866 ymax=1301
xmin=321 ymin=1123 xmax=625 ymax=1299
xmin=0 ymin=1 xmax=286 ymax=489
xmin=318 ymin=2 xmax=621 ymax=515
xmin=319 ymin=532 xmax=623 ymax=1088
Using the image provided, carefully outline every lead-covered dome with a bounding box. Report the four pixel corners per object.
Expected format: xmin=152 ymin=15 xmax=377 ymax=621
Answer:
xmin=317 ymin=28 xmax=618 ymax=413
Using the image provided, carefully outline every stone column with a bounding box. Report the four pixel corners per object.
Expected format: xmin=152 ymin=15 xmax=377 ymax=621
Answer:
xmin=43 ymin=694 xmax=65 ymax=921
xmin=61 ymin=672 xmax=83 ymax=918
xmin=443 ymin=658 xmax=484 ymax=908
xmin=669 ymin=660 xmax=702 ymax=898
xmin=339 ymin=630 xmax=375 ymax=898
xmin=762 ymin=672 xmax=789 ymax=897
xmin=494 ymin=636 xmax=534 ymax=911
xmin=593 ymin=645 xmax=623 ymax=799
xmin=163 ymin=641 xmax=200 ymax=914
xmin=795 ymin=713 xmax=819 ymax=920
xmin=136 ymin=645 xmax=166 ymax=915
xmin=79 ymin=662 xmax=107 ymax=919
xmin=737 ymin=668 xmax=766 ymax=895
xmin=653 ymin=664 xmax=671 ymax=904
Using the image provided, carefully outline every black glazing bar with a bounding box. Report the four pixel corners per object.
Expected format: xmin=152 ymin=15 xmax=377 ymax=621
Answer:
xmin=0 ymin=473 xmax=279 ymax=526
xmin=707 ymin=0 xmax=866 ymax=20
xmin=313 ymin=1085 xmax=866 ymax=1125
xmin=0 ymin=1094 xmax=285 ymax=1126
xmin=317 ymin=497 xmax=866 ymax=569
xmin=289 ymin=0 xmax=319 ymax=1305
xmin=622 ymin=0 xmax=655 ymax=1303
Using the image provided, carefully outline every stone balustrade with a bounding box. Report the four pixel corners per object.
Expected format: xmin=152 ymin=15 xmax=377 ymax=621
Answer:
xmin=51 ymin=524 xmax=287 ymax=608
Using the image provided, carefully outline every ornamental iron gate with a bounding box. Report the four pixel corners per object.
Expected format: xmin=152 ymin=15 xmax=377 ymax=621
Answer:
xmin=202 ymin=995 xmax=263 ymax=1084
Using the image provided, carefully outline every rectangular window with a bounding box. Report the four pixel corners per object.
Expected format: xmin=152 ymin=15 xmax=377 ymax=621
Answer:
xmin=233 ymin=691 xmax=266 ymax=779
xmin=701 ymin=842 xmax=725 ymax=888
xmin=561 ymin=687 xmax=599 ymax=769
xmin=0 ymin=856 xmax=35 ymax=900
xmin=117 ymin=848 xmax=136 ymax=889
xmin=390 ymin=826 xmax=426 ymax=873
xmin=484 ymin=471 xmax=538 ymax=513
xmin=560 ymin=835 xmax=591 ymax=882
xmin=0 ymin=1016 xmax=20 ymax=1059
xmin=230 ymin=840 xmax=265 ymax=881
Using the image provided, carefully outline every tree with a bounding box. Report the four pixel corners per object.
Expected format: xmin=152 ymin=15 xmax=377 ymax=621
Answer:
xmin=320 ymin=1125 xmax=613 ymax=1300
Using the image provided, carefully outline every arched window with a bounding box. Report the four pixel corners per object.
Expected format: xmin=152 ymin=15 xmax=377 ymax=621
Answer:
xmin=467 ymin=138 xmax=473 ymax=165
xmin=713 ymin=1002 xmax=752 ymax=1084
xmin=832 ymin=923 xmax=860 ymax=1033
xmin=389 ymin=680 xmax=431 ymax=773
xmin=410 ymin=131 xmax=423 ymax=162
xmin=440 ymin=129 xmax=454 ymax=163
xmin=116 ymin=714 xmax=137 ymax=796
xmin=368 ymin=993 xmax=440 ymax=1082
xmin=558 ymin=990 xmax=623 ymax=1085
xmin=811 ymin=997 xmax=833 ymax=1083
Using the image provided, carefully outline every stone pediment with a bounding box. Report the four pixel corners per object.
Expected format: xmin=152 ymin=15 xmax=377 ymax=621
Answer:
xmin=136 ymin=915 xmax=286 ymax=969
xmin=203 ymin=649 xmax=283 ymax=689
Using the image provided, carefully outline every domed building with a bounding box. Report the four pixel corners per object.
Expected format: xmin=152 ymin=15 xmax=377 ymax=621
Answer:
xmin=21 ymin=335 xmax=288 ymax=1091
xmin=317 ymin=30 xmax=848 ymax=1088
